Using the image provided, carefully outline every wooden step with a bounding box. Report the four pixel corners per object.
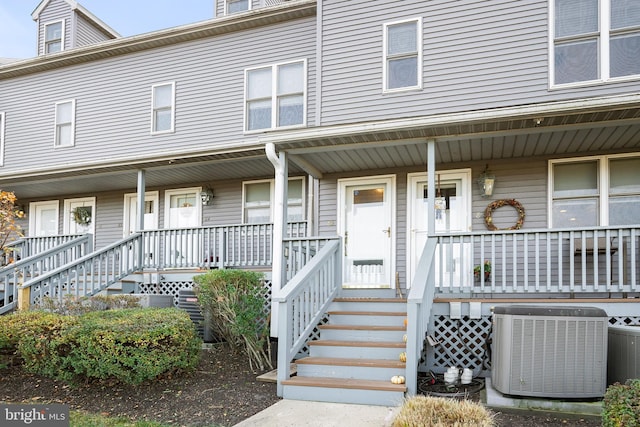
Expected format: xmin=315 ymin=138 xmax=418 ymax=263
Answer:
xmin=327 ymin=310 xmax=407 ymax=316
xmin=282 ymin=376 xmax=407 ymax=392
xmin=333 ymin=297 xmax=407 ymax=303
xmin=309 ymin=340 xmax=405 ymax=348
xmin=319 ymin=324 xmax=405 ymax=331
xmin=296 ymin=357 xmax=405 ymax=369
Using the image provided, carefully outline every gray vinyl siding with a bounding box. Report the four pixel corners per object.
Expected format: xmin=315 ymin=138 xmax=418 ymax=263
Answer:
xmin=318 ymin=0 xmax=640 ymax=126
xmin=37 ymin=0 xmax=71 ymax=56
xmin=0 ymin=16 xmax=316 ymax=174
xmin=74 ymin=13 xmax=113 ymax=47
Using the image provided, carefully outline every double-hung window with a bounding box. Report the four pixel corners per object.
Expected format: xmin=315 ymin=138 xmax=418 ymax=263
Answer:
xmin=0 ymin=112 xmax=4 ymax=166
xmin=226 ymin=0 xmax=250 ymax=14
xmin=550 ymin=154 xmax=640 ymax=227
xmin=151 ymin=82 xmax=175 ymax=134
xmin=44 ymin=20 xmax=64 ymax=54
xmin=243 ymin=177 xmax=305 ymax=223
xmin=54 ymin=100 xmax=75 ymax=147
xmin=552 ymin=0 xmax=640 ymax=86
xmin=383 ymin=18 xmax=422 ymax=91
xmin=245 ymin=60 xmax=306 ymax=132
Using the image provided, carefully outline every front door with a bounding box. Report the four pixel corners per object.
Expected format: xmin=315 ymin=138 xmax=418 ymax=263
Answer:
xmin=29 ymin=201 xmax=59 ymax=236
xmin=63 ymin=197 xmax=96 ymax=235
xmin=407 ymin=170 xmax=471 ymax=287
xmin=338 ymin=175 xmax=395 ymax=288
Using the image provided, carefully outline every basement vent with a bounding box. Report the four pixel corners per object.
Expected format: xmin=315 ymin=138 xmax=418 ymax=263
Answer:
xmin=492 ymin=305 xmax=607 ymax=398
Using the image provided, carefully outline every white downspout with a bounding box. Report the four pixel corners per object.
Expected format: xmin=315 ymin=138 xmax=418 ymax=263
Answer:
xmin=266 ymin=142 xmax=288 ymax=338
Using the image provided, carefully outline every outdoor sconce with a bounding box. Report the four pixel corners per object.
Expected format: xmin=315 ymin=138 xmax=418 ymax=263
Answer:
xmin=200 ymin=188 xmax=214 ymax=206
xmin=477 ymin=165 xmax=495 ymax=197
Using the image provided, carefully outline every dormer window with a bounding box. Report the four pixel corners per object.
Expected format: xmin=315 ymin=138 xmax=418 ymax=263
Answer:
xmin=44 ymin=20 xmax=64 ymax=53
xmin=226 ymin=0 xmax=250 ymax=14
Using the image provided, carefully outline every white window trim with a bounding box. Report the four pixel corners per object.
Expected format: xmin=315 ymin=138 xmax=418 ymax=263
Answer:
xmin=225 ymin=0 xmax=252 ymax=14
xmin=28 ymin=200 xmax=59 ymax=237
xmin=164 ymin=187 xmax=202 ymax=228
xmin=242 ymin=177 xmax=305 ymax=223
xmin=244 ymin=59 xmax=307 ymax=133
xmin=54 ymin=99 xmax=76 ymax=148
xmin=382 ymin=17 xmax=423 ymax=93
xmin=0 ymin=112 xmax=5 ymax=167
xmin=548 ymin=152 xmax=640 ymax=227
xmin=63 ymin=197 xmax=96 ymax=235
xmin=43 ymin=19 xmax=65 ymax=54
xmin=151 ymin=82 xmax=176 ymax=135
xmin=549 ymin=0 xmax=640 ymax=88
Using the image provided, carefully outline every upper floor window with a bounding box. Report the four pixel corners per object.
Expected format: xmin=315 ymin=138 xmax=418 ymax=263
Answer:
xmin=54 ymin=100 xmax=75 ymax=147
xmin=151 ymin=82 xmax=175 ymax=134
xmin=226 ymin=0 xmax=250 ymax=14
xmin=44 ymin=20 xmax=64 ymax=54
xmin=245 ymin=60 xmax=306 ymax=132
xmin=550 ymin=154 xmax=640 ymax=227
xmin=0 ymin=112 xmax=4 ymax=166
xmin=243 ymin=177 xmax=305 ymax=223
xmin=383 ymin=18 xmax=422 ymax=91
xmin=552 ymin=0 xmax=640 ymax=86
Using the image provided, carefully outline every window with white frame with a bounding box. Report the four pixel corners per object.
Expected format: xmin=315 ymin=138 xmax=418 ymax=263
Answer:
xmin=550 ymin=154 xmax=640 ymax=227
xmin=243 ymin=177 xmax=305 ymax=223
xmin=44 ymin=20 xmax=64 ymax=54
xmin=552 ymin=0 xmax=640 ymax=85
xmin=226 ymin=0 xmax=250 ymax=14
xmin=383 ymin=18 xmax=422 ymax=91
xmin=151 ymin=82 xmax=175 ymax=134
xmin=0 ymin=112 xmax=4 ymax=166
xmin=54 ymin=100 xmax=75 ymax=147
xmin=245 ymin=60 xmax=306 ymax=131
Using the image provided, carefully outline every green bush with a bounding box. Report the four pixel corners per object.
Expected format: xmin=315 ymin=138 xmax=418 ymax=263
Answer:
xmin=5 ymin=308 xmax=201 ymax=385
xmin=194 ymin=269 xmax=271 ymax=371
xmin=40 ymin=294 xmax=142 ymax=315
xmin=602 ymin=379 xmax=640 ymax=427
xmin=392 ymin=395 xmax=495 ymax=427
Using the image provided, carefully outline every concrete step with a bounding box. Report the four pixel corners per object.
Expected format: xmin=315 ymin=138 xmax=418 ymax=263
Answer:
xmin=327 ymin=310 xmax=407 ymax=327
xmin=296 ymin=357 xmax=405 ymax=381
xmin=330 ymin=297 xmax=407 ymax=312
xmin=318 ymin=324 xmax=406 ymax=342
xmin=339 ymin=288 xmax=399 ymax=298
xmin=282 ymin=376 xmax=406 ymax=406
xmin=308 ymin=340 xmax=406 ymax=359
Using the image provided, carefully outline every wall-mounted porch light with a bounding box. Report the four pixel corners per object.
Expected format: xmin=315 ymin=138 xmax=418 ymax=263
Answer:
xmin=200 ymin=187 xmax=214 ymax=206
xmin=477 ymin=165 xmax=495 ymax=197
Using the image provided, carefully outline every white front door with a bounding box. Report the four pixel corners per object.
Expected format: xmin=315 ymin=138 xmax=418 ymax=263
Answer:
xmin=164 ymin=188 xmax=202 ymax=266
xmin=29 ymin=201 xmax=59 ymax=236
xmin=124 ymin=192 xmax=159 ymax=235
xmin=338 ymin=175 xmax=395 ymax=288
xmin=407 ymin=170 xmax=471 ymax=287
xmin=63 ymin=197 xmax=96 ymax=235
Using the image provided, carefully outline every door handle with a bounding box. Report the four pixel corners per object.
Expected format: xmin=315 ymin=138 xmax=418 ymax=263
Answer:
xmin=383 ymin=227 xmax=391 ymax=238
xmin=344 ymin=231 xmax=348 ymax=257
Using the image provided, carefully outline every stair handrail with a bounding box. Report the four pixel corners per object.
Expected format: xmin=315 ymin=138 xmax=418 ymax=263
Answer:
xmin=20 ymin=233 xmax=143 ymax=308
xmin=273 ymin=237 xmax=341 ymax=397
xmin=406 ymin=237 xmax=438 ymax=396
xmin=0 ymin=235 xmax=92 ymax=314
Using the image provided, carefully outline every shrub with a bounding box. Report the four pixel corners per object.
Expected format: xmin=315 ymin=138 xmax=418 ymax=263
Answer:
xmin=39 ymin=294 xmax=142 ymax=315
xmin=194 ymin=269 xmax=271 ymax=371
xmin=14 ymin=308 xmax=201 ymax=384
xmin=392 ymin=395 xmax=495 ymax=427
xmin=602 ymin=379 xmax=640 ymax=427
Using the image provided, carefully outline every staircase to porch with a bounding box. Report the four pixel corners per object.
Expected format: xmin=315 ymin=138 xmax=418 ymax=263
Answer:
xmin=282 ymin=289 xmax=408 ymax=406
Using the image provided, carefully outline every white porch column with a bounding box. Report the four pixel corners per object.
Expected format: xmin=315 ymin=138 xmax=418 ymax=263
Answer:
xmin=266 ymin=143 xmax=288 ymax=337
xmin=427 ymin=139 xmax=436 ymax=236
xmin=136 ymin=170 xmax=146 ymax=268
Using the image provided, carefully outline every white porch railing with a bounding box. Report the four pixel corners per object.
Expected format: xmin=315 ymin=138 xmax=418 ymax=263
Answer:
xmin=434 ymin=226 xmax=639 ymax=295
xmin=274 ymin=238 xmax=342 ymax=396
xmin=406 ymin=237 xmax=437 ymax=396
xmin=284 ymin=237 xmax=335 ymax=281
xmin=2 ymin=234 xmax=83 ymax=266
xmin=0 ymin=235 xmax=93 ymax=314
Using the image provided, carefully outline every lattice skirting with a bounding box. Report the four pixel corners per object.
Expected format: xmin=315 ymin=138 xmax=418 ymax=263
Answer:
xmin=423 ymin=315 xmax=640 ymax=374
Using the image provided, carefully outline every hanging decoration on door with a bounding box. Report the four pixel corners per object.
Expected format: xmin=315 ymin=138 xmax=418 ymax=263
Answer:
xmin=484 ymin=199 xmax=525 ymax=231
xmin=434 ymin=174 xmax=446 ymax=220
xmin=71 ymin=206 xmax=92 ymax=226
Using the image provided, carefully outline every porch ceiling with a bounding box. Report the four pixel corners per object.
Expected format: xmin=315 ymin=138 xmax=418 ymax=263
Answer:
xmin=6 ymin=100 xmax=640 ymax=200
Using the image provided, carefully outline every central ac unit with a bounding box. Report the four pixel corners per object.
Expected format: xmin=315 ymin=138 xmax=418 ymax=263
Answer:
xmin=492 ymin=305 xmax=607 ymax=398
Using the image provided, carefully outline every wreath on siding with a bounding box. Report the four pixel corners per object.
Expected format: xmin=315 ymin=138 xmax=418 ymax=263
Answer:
xmin=71 ymin=206 xmax=92 ymax=226
xmin=484 ymin=199 xmax=525 ymax=231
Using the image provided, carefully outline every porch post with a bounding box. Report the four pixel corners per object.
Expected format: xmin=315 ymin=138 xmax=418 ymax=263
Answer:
xmin=136 ymin=170 xmax=146 ymax=268
xmin=427 ymin=139 xmax=436 ymax=236
xmin=266 ymin=143 xmax=288 ymax=337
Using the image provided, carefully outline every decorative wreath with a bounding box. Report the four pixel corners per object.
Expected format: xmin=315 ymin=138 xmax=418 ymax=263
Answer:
xmin=484 ymin=199 xmax=525 ymax=231
xmin=71 ymin=206 xmax=92 ymax=226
